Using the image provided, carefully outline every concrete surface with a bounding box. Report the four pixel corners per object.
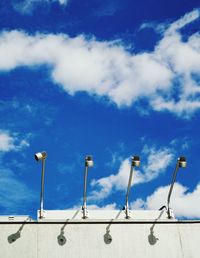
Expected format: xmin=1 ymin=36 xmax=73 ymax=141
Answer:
xmin=0 ymin=210 xmax=199 ymax=258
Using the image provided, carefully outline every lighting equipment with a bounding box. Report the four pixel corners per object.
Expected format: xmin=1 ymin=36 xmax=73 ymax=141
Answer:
xmin=35 ymin=151 xmax=47 ymax=219
xmin=124 ymin=156 xmax=140 ymax=219
xmin=35 ymin=151 xmax=47 ymax=161
xmin=82 ymin=155 xmax=93 ymax=219
xmin=167 ymin=156 xmax=186 ymax=219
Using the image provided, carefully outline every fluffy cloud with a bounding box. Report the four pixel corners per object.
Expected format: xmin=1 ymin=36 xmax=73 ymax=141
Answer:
xmin=89 ymin=146 xmax=173 ymax=201
xmin=131 ymin=182 xmax=200 ymax=219
xmin=0 ymin=130 xmax=30 ymax=152
xmin=0 ymin=131 xmax=15 ymax=152
xmin=0 ymin=9 xmax=200 ymax=116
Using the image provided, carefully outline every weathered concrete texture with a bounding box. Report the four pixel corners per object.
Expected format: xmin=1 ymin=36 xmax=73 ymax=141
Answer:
xmin=0 ymin=211 xmax=200 ymax=258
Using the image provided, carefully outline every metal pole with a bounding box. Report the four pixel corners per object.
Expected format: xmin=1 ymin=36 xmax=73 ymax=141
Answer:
xmin=125 ymin=165 xmax=134 ymax=218
xmin=167 ymin=161 xmax=179 ymax=218
xmin=82 ymin=166 xmax=88 ymax=219
xmin=40 ymin=158 xmax=46 ymax=219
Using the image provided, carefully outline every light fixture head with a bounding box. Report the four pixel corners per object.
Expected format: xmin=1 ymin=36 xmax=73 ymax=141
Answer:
xmin=85 ymin=155 xmax=93 ymax=167
xmin=131 ymin=156 xmax=140 ymax=167
xmin=178 ymin=156 xmax=186 ymax=168
xmin=35 ymin=151 xmax=47 ymax=162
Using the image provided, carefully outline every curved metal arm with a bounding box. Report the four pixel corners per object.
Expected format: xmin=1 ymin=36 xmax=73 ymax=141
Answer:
xmin=167 ymin=162 xmax=179 ymax=218
xmin=167 ymin=157 xmax=186 ymax=219
xmin=125 ymin=165 xmax=134 ymax=218
xmin=124 ymin=156 xmax=140 ymax=219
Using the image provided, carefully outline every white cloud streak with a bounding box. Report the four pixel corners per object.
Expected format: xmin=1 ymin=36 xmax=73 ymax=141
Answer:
xmin=0 ymin=9 xmax=200 ymax=116
xmin=131 ymin=182 xmax=200 ymax=219
xmin=89 ymin=146 xmax=173 ymax=201
xmin=0 ymin=131 xmax=15 ymax=152
xmin=166 ymin=9 xmax=200 ymax=34
xmin=0 ymin=130 xmax=30 ymax=152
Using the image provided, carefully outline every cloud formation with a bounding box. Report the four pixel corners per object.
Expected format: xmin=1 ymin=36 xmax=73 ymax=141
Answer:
xmin=0 ymin=9 xmax=200 ymax=116
xmin=131 ymin=182 xmax=200 ymax=219
xmin=0 ymin=130 xmax=30 ymax=152
xmin=89 ymin=145 xmax=173 ymax=201
xmin=0 ymin=131 xmax=15 ymax=152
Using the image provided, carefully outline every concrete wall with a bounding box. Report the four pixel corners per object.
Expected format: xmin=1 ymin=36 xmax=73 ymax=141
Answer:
xmin=0 ymin=211 xmax=200 ymax=258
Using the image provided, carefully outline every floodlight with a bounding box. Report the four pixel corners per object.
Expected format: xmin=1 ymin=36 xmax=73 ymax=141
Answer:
xmin=124 ymin=156 xmax=140 ymax=219
xmin=35 ymin=151 xmax=47 ymax=161
xmin=82 ymin=155 xmax=93 ymax=219
xmin=131 ymin=156 xmax=140 ymax=167
xmin=34 ymin=151 xmax=47 ymax=219
xmin=178 ymin=156 xmax=186 ymax=168
xmin=85 ymin=155 xmax=93 ymax=167
xmin=167 ymin=156 xmax=186 ymax=219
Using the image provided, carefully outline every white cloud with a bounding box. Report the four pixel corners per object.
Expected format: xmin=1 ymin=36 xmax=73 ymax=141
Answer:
xmin=140 ymin=9 xmax=200 ymax=36
xmin=0 ymin=9 xmax=200 ymax=116
xmin=12 ymin=0 xmax=68 ymax=14
xmin=89 ymin=146 xmax=173 ymax=201
xmin=131 ymin=182 xmax=200 ymax=219
xmin=0 ymin=131 xmax=15 ymax=152
xmin=166 ymin=9 xmax=200 ymax=34
xmin=0 ymin=130 xmax=30 ymax=152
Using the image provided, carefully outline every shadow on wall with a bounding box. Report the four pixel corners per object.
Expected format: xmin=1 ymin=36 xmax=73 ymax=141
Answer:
xmin=7 ymin=209 xmax=166 ymax=246
xmin=57 ymin=209 xmax=80 ymax=246
xmin=104 ymin=209 xmax=123 ymax=245
xmin=8 ymin=217 xmax=31 ymax=244
xmin=148 ymin=210 xmax=165 ymax=245
xmin=57 ymin=209 xmax=123 ymax=246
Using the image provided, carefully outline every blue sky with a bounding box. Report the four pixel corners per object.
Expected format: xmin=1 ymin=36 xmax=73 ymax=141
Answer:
xmin=0 ymin=0 xmax=200 ymax=219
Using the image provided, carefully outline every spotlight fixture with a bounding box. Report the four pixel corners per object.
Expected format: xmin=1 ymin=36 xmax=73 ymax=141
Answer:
xmin=82 ymin=155 xmax=93 ymax=219
xmin=178 ymin=156 xmax=187 ymax=168
xmin=85 ymin=155 xmax=93 ymax=167
xmin=34 ymin=151 xmax=47 ymax=162
xmin=34 ymin=151 xmax=47 ymax=219
xmin=124 ymin=156 xmax=140 ymax=219
xmin=167 ymin=156 xmax=186 ymax=219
